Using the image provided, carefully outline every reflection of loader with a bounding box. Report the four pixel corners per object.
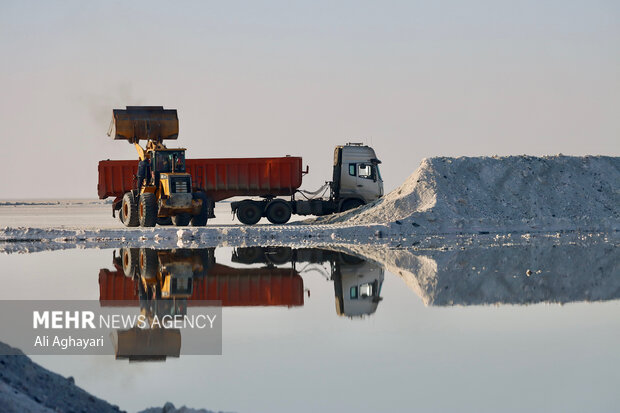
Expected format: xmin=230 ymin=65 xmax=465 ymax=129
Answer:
xmin=108 ymin=248 xmax=215 ymax=362
xmin=118 ymin=247 xmax=215 ymax=300
xmin=111 ymin=328 xmax=181 ymax=362
xmin=109 ymin=106 xmax=211 ymax=227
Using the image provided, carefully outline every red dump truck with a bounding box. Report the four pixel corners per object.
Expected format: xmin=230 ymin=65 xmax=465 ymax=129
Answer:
xmin=99 ymin=106 xmax=383 ymax=226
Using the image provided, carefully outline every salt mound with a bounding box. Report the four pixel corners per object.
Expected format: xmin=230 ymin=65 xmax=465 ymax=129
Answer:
xmin=320 ymin=155 xmax=620 ymax=233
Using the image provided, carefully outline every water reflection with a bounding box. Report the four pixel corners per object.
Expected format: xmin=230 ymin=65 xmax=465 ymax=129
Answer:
xmin=96 ymin=239 xmax=618 ymax=361
xmin=231 ymin=247 xmax=384 ymax=316
xmin=100 ymin=247 xmax=384 ymax=316
xmin=99 ymin=247 xmax=385 ymax=361
xmin=338 ymin=240 xmax=619 ymax=306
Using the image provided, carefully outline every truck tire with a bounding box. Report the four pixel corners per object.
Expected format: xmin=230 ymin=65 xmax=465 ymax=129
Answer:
xmin=172 ymin=213 xmax=191 ymax=226
xmin=236 ymin=201 xmax=262 ymax=225
xmin=157 ymin=216 xmax=173 ymax=226
xmin=265 ymin=246 xmax=293 ymax=265
xmin=265 ymin=200 xmax=292 ymax=224
xmin=122 ymin=192 xmax=139 ymax=227
xmin=121 ymin=247 xmax=139 ymax=278
xmin=138 ymin=193 xmax=157 ymax=227
xmin=191 ymin=192 xmax=209 ymax=226
xmin=139 ymin=248 xmax=158 ymax=280
xmin=340 ymin=199 xmax=364 ymax=212
xmin=233 ymin=247 xmax=264 ymax=264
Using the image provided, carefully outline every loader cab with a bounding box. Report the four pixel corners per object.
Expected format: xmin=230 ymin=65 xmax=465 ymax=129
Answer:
xmin=159 ymin=261 xmax=194 ymax=299
xmin=149 ymin=149 xmax=193 ymax=198
xmin=333 ymin=144 xmax=383 ymax=204
xmin=152 ymin=149 xmax=186 ymax=174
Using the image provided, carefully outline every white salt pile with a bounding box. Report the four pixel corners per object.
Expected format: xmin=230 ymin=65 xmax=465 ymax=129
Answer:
xmin=320 ymin=155 xmax=619 ymax=233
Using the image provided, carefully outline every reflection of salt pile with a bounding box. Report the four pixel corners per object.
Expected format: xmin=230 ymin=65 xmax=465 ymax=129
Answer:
xmin=321 ymin=156 xmax=620 ymax=233
xmin=340 ymin=234 xmax=620 ymax=306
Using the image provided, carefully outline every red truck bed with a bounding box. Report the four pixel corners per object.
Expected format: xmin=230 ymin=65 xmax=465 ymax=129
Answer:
xmin=98 ymin=157 xmax=303 ymax=202
xmin=99 ymin=264 xmax=305 ymax=307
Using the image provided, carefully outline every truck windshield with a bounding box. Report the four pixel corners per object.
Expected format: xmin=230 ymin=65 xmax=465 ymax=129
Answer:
xmin=375 ymin=165 xmax=382 ymax=181
xmin=154 ymin=151 xmax=186 ymax=173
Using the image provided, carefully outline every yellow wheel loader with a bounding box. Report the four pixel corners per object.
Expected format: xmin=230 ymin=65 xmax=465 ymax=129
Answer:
xmin=109 ymin=106 xmax=209 ymax=227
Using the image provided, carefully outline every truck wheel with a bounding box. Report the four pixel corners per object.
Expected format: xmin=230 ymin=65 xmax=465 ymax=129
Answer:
xmin=191 ymin=192 xmax=209 ymax=226
xmin=138 ymin=193 xmax=157 ymax=227
xmin=340 ymin=199 xmax=364 ymax=212
xmin=122 ymin=192 xmax=139 ymax=227
xmin=121 ymin=247 xmax=139 ymax=278
xmin=172 ymin=213 xmax=191 ymax=226
xmin=265 ymin=247 xmax=293 ymax=265
xmin=233 ymin=247 xmax=264 ymax=263
xmin=266 ymin=200 xmax=292 ymax=224
xmin=157 ymin=216 xmax=173 ymax=226
xmin=139 ymin=248 xmax=158 ymax=280
xmin=236 ymin=201 xmax=262 ymax=225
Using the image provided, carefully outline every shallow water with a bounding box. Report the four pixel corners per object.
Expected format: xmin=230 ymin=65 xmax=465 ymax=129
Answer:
xmin=0 ymin=241 xmax=618 ymax=413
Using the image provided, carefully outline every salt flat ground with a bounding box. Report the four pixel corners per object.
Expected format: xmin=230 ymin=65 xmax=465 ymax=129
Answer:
xmin=0 ymin=199 xmax=304 ymax=229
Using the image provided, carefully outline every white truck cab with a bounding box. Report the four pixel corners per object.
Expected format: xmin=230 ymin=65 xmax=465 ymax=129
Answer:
xmin=333 ymin=143 xmax=384 ymax=209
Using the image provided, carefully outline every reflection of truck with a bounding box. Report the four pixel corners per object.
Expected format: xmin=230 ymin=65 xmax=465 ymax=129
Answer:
xmin=99 ymin=248 xmax=304 ymax=308
xmin=98 ymin=106 xmax=383 ymax=226
xmin=100 ymin=246 xmax=382 ymax=318
xmin=233 ymin=247 xmax=384 ymax=317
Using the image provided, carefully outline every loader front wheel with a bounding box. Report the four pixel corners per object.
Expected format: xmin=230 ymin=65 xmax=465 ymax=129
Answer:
xmin=121 ymin=247 xmax=139 ymax=279
xmin=139 ymin=248 xmax=158 ymax=280
xmin=139 ymin=193 xmax=157 ymax=227
xmin=172 ymin=213 xmax=191 ymax=226
xmin=122 ymin=192 xmax=139 ymax=227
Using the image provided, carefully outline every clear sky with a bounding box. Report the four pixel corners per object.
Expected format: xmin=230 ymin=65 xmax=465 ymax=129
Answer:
xmin=1 ymin=0 xmax=618 ymax=199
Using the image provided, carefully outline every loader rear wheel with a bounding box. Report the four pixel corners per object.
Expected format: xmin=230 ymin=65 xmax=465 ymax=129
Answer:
xmin=265 ymin=201 xmax=292 ymax=224
xmin=191 ymin=192 xmax=209 ymax=226
xmin=139 ymin=248 xmax=158 ymax=280
xmin=236 ymin=201 xmax=262 ymax=225
xmin=121 ymin=247 xmax=139 ymax=279
xmin=122 ymin=192 xmax=139 ymax=227
xmin=194 ymin=248 xmax=216 ymax=278
xmin=139 ymin=193 xmax=157 ymax=227
xmin=172 ymin=213 xmax=191 ymax=226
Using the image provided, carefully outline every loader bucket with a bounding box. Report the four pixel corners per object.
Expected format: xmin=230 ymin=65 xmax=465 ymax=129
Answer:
xmin=109 ymin=106 xmax=179 ymax=143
